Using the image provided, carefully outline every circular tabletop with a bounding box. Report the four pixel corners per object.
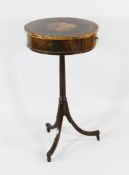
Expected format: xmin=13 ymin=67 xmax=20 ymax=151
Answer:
xmin=24 ymin=17 xmax=98 ymax=55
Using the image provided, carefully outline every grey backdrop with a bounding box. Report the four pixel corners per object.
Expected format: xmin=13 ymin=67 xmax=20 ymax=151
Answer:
xmin=0 ymin=0 xmax=129 ymax=174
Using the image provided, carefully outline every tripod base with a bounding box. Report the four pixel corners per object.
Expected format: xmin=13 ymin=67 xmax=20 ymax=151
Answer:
xmin=46 ymin=97 xmax=100 ymax=162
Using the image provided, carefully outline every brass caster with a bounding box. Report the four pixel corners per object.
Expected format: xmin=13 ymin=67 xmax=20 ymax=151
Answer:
xmin=47 ymin=155 xmax=51 ymax=162
xmin=46 ymin=123 xmax=51 ymax=133
xmin=96 ymin=131 xmax=100 ymax=141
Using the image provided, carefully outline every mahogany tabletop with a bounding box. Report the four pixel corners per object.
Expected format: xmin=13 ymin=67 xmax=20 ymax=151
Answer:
xmin=24 ymin=17 xmax=98 ymax=55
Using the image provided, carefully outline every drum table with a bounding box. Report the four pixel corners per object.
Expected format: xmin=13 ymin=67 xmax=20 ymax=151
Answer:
xmin=24 ymin=17 xmax=100 ymax=162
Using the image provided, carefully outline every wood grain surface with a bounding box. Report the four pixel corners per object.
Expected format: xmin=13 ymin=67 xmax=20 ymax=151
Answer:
xmin=24 ymin=17 xmax=98 ymax=55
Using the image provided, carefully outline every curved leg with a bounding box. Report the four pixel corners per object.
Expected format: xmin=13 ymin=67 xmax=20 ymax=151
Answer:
xmin=66 ymin=109 xmax=100 ymax=141
xmin=46 ymin=103 xmax=60 ymax=132
xmin=46 ymin=55 xmax=100 ymax=162
xmin=47 ymin=115 xmax=63 ymax=162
